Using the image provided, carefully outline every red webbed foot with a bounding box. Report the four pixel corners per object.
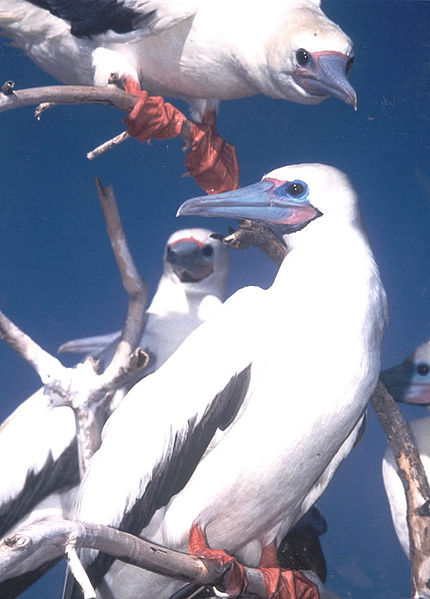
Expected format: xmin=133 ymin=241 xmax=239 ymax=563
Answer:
xmin=122 ymin=79 xmax=239 ymax=194
xmin=184 ymin=110 xmax=239 ymax=194
xmin=259 ymin=542 xmax=320 ymax=599
xmin=189 ymin=524 xmax=247 ymax=598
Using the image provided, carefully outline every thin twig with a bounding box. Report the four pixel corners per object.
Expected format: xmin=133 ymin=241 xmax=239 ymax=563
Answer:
xmin=94 ymin=178 xmax=148 ymax=380
xmin=35 ymin=102 xmax=56 ymax=120
xmin=0 ymin=310 xmax=67 ymax=385
xmin=87 ymin=131 xmax=131 ymax=160
xmin=65 ymin=544 xmax=96 ymax=599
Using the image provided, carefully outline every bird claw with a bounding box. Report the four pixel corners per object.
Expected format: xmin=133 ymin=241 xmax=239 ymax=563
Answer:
xmin=260 ymin=568 xmax=320 ymax=599
xmin=188 ymin=525 xmax=247 ymax=599
xmin=123 ymin=87 xmax=239 ymax=194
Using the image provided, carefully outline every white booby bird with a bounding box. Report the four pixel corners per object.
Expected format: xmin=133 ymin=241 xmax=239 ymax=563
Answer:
xmin=65 ymin=163 xmax=386 ymax=599
xmin=381 ymin=340 xmax=430 ymax=407
xmin=0 ymin=229 xmax=229 ymax=597
xmin=59 ymin=228 xmax=230 ymax=405
xmin=0 ymin=0 xmax=356 ymax=193
xmin=382 ymin=340 xmax=430 ymax=558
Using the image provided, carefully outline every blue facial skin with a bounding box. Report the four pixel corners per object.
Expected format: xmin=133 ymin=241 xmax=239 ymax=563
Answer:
xmin=177 ymin=178 xmax=320 ymax=234
xmin=382 ymin=357 xmax=430 ymax=406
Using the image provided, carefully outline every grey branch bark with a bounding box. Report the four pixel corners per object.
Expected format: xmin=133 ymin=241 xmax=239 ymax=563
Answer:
xmin=0 ymin=179 xmax=148 ymax=475
xmin=0 ymin=520 xmax=266 ymax=598
xmin=0 ymin=83 xmax=196 ymax=152
xmin=371 ymin=381 xmax=430 ymax=598
xmin=0 ymin=84 xmax=137 ymax=114
xmin=217 ymin=220 xmax=288 ymax=266
xmin=0 ymin=311 xmax=67 ymax=385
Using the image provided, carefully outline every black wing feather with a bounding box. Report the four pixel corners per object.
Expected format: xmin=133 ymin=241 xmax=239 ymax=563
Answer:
xmin=0 ymin=440 xmax=79 ymax=539
xmin=27 ymin=0 xmax=150 ymax=38
xmin=83 ymin=365 xmax=252 ymax=594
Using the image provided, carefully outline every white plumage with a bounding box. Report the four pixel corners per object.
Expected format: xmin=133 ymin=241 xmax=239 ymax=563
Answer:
xmin=382 ymin=340 xmax=430 ymax=558
xmin=66 ymin=163 xmax=386 ymax=599
xmin=59 ymin=228 xmax=230 ymax=406
xmin=0 ymin=0 xmax=356 ymax=121
xmin=0 ymin=228 xmax=229 ymax=596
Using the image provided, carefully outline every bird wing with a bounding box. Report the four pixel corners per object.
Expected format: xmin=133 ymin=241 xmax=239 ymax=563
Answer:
xmin=57 ymin=331 xmax=121 ymax=355
xmin=27 ymin=0 xmax=198 ymax=38
xmin=65 ymin=286 xmax=262 ymax=595
xmin=0 ymin=389 xmax=78 ymax=539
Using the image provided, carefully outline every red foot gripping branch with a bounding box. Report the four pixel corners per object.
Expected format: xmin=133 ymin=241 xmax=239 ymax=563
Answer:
xmin=124 ymin=89 xmax=239 ymax=195
xmin=188 ymin=525 xmax=320 ymax=599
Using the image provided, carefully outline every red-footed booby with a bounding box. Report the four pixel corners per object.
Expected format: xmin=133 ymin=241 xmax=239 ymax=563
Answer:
xmin=382 ymin=340 xmax=430 ymax=558
xmin=59 ymin=228 xmax=230 ymax=407
xmin=64 ymin=163 xmax=386 ymax=599
xmin=0 ymin=1 xmax=356 ymax=193
xmin=0 ymin=229 xmax=229 ymax=597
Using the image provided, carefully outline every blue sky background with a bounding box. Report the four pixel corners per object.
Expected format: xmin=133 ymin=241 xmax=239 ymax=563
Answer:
xmin=1 ymin=1 xmax=429 ymax=597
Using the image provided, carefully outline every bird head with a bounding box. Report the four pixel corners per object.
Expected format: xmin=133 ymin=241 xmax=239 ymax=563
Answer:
xmin=262 ymin=5 xmax=356 ymax=108
xmin=164 ymin=228 xmax=230 ymax=297
xmin=382 ymin=341 xmax=430 ymax=406
xmin=177 ymin=163 xmax=360 ymax=240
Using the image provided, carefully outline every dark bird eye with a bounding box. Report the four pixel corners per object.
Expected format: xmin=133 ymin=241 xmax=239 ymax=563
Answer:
xmin=201 ymin=244 xmax=214 ymax=257
xmin=417 ymin=363 xmax=430 ymax=376
xmin=296 ymin=49 xmax=310 ymax=67
xmin=287 ymin=182 xmax=305 ymax=196
xmin=346 ymin=56 xmax=354 ymax=75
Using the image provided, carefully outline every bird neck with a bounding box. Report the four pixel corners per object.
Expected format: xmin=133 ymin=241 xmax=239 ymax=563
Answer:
xmin=149 ymin=274 xmax=222 ymax=317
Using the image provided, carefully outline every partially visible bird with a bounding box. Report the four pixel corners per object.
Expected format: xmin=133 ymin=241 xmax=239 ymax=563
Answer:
xmin=382 ymin=340 xmax=430 ymax=558
xmin=0 ymin=228 xmax=229 ymax=597
xmin=381 ymin=340 xmax=430 ymax=406
xmin=64 ymin=163 xmax=386 ymax=599
xmin=59 ymin=228 xmax=230 ymax=402
xmin=0 ymin=0 xmax=356 ymax=192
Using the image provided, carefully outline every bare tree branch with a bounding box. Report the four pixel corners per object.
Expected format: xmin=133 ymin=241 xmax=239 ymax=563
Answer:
xmin=371 ymin=381 xmax=430 ymax=597
xmin=65 ymin=544 xmax=96 ymax=599
xmin=215 ymin=220 xmax=288 ymax=266
xmin=93 ymin=178 xmax=148 ymax=386
xmin=0 ymin=84 xmax=137 ymax=114
xmin=0 ymin=178 xmax=148 ymax=474
xmin=0 ymin=519 xmax=267 ymax=598
xmin=0 ymin=83 xmax=196 ymax=160
xmin=0 ymin=311 xmax=67 ymax=385
xmin=87 ymin=131 xmax=131 ymax=160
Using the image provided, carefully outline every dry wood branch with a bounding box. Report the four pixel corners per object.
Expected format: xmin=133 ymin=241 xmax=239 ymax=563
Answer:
xmin=0 ymin=519 xmax=266 ymax=598
xmin=0 ymin=83 xmax=200 ymax=161
xmin=0 ymin=84 xmax=137 ymax=114
xmin=65 ymin=544 xmax=96 ymax=599
xmin=0 ymin=310 xmax=67 ymax=385
xmin=217 ymin=220 xmax=287 ymax=266
xmin=94 ymin=178 xmax=148 ymax=382
xmin=0 ymin=177 xmax=148 ymax=473
xmin=87 ymin=131 xmax=131 ymax=160
xmin=371 ymin=381 xmax=430 ymax=598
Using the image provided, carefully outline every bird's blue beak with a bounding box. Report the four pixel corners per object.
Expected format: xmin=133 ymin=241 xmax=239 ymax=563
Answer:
xmin=382 ymin=361 xmax=430 ymax=406
xmin=177 ymin=178 xmax=320 ymax=231
xmin=166 ymin=238 xmax=214 ymax=282
xmin=294 ymin=51 xmax=357 ymax=110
